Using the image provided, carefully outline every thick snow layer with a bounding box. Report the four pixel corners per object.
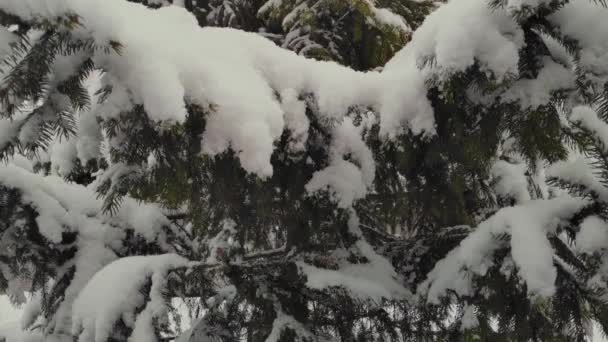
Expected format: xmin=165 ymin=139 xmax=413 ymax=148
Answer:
xmin=50 ymin=230 xmax=118 ymax=336
xmin=280 ymin=88 xmax=309 ymax=153
xmin=0 ymin=0 xmax=435 ymax=177
xmin=0 ymin=298 xmax=39 ymax=342
xmin=305 ymin=159 xmax=369 ymax=208
xmin=20 ymin=292 xmax=41 ymax=331
xmin=3 ymin=0 xmax=590 ymax=182
xmin=460 ymin=305 xmax=478 ymax=330
xmin=0 ymin=322 xmax=42 ymax=342
xmin=550 ymin=1 xmax=608 ymax=78
xmin=385 ymin=0 xmax=523 ymax=82
xmin=71 ymin=254 xmax=189 ymax=342
xmin=577 ymin=216 xmax=608 ymax=254
xmin=421 ymin=197 xmax=587 ymax=302
xmin=0 ymin=162 xmax=183 ymax=336
xmin=491 ymin=159 xmax=530 ymax=204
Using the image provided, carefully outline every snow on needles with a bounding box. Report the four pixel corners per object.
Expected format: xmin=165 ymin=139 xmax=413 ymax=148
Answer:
xmin=491 ymin=159 xmax=530 ymax=204
xmin=570 ymin=106 xmax=608 ymax=149
xmin=0 ymin=0 xmax=435 ymax=177
xmin=306 ymin=117 xmax=375 ymax=208
xmin=550 ymin=1 xmax=608 ymax=79
xmin=4 ymin=0 xmax=608 ymax=316
xmin=71 ymin=254 xmax=189 ymax=342
xmin=420 ymin=197 xmax=588 ymax=302
xmin=0 ymin=162 xmax=183 ymax=337
xmin=385 ymin=0 xmax=524 ymax=83
xmin=1 ymin=0 xmax=604 ymax=180
xmin=298 ymin=214 xmax=410 ymax=301
xmin=547 ymin=158 xmax=608 ymax=203
xmin=2 ymin=0 xmax=587 ymax=208
xmin=0 ymin=163 xmax=171 ymax=244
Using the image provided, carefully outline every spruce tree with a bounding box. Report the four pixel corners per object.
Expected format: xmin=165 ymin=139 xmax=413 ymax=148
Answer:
xmin=1 ymin=0 xmax=608 ymax=342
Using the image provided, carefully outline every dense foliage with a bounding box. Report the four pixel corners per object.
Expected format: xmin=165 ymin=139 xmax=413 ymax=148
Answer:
xmin=2 ymin=0 xmax=608 ymax=342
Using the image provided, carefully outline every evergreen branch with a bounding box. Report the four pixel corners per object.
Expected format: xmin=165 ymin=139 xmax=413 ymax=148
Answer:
xmin=57 ymin=58 xmax=95 ymax=111
xmin=594 ymin=83 xmax=608 ymax=122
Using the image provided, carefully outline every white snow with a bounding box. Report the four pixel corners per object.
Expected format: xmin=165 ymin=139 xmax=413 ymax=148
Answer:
xmin=0 ymin=0 xmax=436 ymax=177
xmin=280 ymin=88 xmax=309 ymax=153
xmin=0 ymin=297 xmax=40 ymax=342
xmin=550 ymin=1 xmax=608 ymax=78
xmin=1 ymin=0 xmax=608 ymax=340
xmin=265 ymin=311 xmax=312 ymax=342
xmin=2 ymin=0 xmax=559 ymax=184
xmin=577 ymin=216 xmax=608 ymax=254
xmin=547 ymin=158 xmax=608 ymax=202
xmin=298 ymin=258 xmax=408 ymax=301
xmin=71 ymin=254 xmax=189 ymax=342
xmin=385 ymin=0 xmax=523 ymax=83
xmin=75 ymin=71 xmax=104 ymax=163
xmin=369 ymin=5 xmax=410 ymax=32
xmin=49 ymin=229 xmax=119 ymax=336
xmin=305 ymin=117 xmax=376 ymax=208
xmin=460 ymin=305 xmax=478 ymax=330
xmin=298 ymin=213 xmax=409 ymax=301
xmin=491 ymin=159 xmax=530 ymax=204
xmin=570 ymin=106 xmax=608 ymax=149
xmin=19 ymin=292 xmax=41 ymax=331
xmin=0 ymin=162 xmax=183 ymax=335
xmin=49 ymin=137 xmax=78 ymax=176
xmin=0 ymin=322 xmax=42 ymax=342
xmin=421 ymin=197 xmax=588 ymax=302
xmin=305 ymin=159 xmax=369 ymax=208
xmin=501 ymin=59 xmax=575 ymax=109
xmin=0 ymin=163 xmax=172 ymax=244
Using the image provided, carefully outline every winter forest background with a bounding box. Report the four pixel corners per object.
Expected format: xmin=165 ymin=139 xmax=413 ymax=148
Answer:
xmin=3 ymin=0 xmax=608 ymax=341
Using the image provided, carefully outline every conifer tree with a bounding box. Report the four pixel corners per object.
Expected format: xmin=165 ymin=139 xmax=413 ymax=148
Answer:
xmin=1 ymin=0 xmax=608 ymax=342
